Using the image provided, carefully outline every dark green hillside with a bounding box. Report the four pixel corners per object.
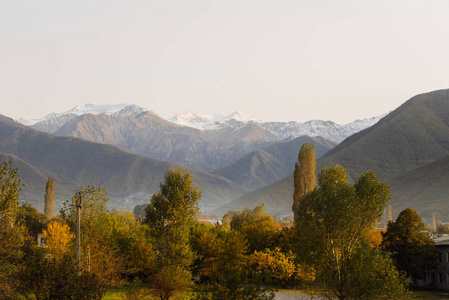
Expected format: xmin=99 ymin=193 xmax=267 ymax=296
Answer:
xmin=263 ymin=136 xmax=335 ymax=162
xmin=213 ymin=150 xmax=287 ymax=190
xmin=319 ymin=89 xmax=449 ymax=181
xmin=0 ymin=115 xmax=249 ymax=210
xmin=214 ymin=136 xmax=335 ymax=189
xmin=0 ymin=152 xmax=79 ymax=208
xmin=214 ymin=175 xmax=294 ymax=217
xmin=389 ymin=155 xmax=449 ymax=222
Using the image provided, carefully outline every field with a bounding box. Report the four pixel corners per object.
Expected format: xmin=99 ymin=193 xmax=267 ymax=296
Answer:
xmin=103 ymin=286 xmax=449 ymax=300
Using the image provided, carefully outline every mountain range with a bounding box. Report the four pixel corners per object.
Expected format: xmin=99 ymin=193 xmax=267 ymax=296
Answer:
xmin=10 ymin=89 xmax=449 ymax=222
xmin=6 ymin=102 xmax=381 ymax=214
xmin=218 ymin=89 xmax=449 ymax=221
xmin=0 ymin=115 xmax=249 ymax=211
xmin=17 ymin=105 xmax=382 ymax=174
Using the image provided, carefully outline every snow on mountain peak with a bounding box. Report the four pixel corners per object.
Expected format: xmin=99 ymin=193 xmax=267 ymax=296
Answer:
xmin=169 ymin=110 xmax=259 ymax=129
xmin=18 ymin=103 xmax=152 ymax=126
xmin=16 ymin=103 xmax=388 ymax=144
xmin=66 ymin=103 xmax=150 ymax=117
xmin=224 ymin=111 xmax=260 ymax=123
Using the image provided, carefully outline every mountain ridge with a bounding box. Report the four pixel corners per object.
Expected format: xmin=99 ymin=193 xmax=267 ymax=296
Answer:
xmin=0 ymin=114 xmax=250 ymax=211
xmin=215 ymin=89 xmax=449 ymax=219
xmin=18 ymin=104 xmax=386 ymax=144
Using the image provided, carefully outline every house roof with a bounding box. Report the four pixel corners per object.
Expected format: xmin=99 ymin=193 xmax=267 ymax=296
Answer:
xmin=434 ymin=236 xmax=449 ymax=246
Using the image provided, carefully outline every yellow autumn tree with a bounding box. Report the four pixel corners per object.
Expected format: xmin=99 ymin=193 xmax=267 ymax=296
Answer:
xmin=364 ymin=229 xmax=385 ymax=250
xmin=43 ymin=221 xmax=74 ymax=260
xmin=292 ymin=143 xmax=316 ymax=224
xmin=252 ymin=248 xmax=295 ymax=287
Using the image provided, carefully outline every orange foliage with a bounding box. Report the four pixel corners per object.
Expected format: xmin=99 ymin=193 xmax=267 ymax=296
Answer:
xmin=365 ymin=229 xmax=385 ymax=249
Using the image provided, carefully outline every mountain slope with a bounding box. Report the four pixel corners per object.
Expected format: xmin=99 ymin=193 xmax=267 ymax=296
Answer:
xmin=0 ymin=115 xmax=249 ymax=211
xmin=217 ymin=89 xmax=449 ymax=216
xmin=214 ymin=175 xmax=294 ymax=217
xmin=53 ymin=113 xmax=278 ymax=172
xmin=0 ymin=153 xmax=80 ymax=209
xmin=214 ymin=136 xmax=335 ymax=189
xmin=388 ymin=155 xmax=449 ymax=221
xmin=318 ymin=89 xmax=449 ymax=181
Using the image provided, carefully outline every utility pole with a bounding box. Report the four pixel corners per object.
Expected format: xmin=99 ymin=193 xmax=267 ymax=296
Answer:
xmin=76 ymin=194 xmax=82 ymax=276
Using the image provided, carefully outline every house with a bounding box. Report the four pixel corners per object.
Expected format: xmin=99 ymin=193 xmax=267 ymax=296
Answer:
xmin=428 ymin=236 xmax=449 ymax=289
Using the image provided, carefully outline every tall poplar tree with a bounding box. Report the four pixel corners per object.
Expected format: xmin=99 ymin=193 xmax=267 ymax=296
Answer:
xmin=44 ymin=177 xmax=55 ymax=219
xmin=292 ymin=143 xmax=316 ymax=223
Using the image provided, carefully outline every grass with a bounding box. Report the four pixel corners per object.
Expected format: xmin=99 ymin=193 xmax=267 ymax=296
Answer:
xmin=103 ymin=286 xmax=127 ymax=300
xmin=102 ymin=285 xmax=449 ymax=300
xmin=413 ymin=290 xmax=449 ymax=299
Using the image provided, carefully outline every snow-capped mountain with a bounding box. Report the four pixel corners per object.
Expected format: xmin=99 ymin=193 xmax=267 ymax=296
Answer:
xmin=170 ymin=110 xmax=386 ymax=143
xmin=65 ymin=103 xmax=150 ymax=118
xmin=18 ymin=104 xmax=387 ymax=143
xmin=169 ymin=110 xmax=259 ymax=129
xmin=259 ymin=114 xmax=386 ymax=143
xmin=17 ymin=103 xmax=152 ymax=133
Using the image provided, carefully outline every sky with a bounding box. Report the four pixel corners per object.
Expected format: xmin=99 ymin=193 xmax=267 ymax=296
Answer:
xmin=1 ymin=0 xmax=449 ymax=124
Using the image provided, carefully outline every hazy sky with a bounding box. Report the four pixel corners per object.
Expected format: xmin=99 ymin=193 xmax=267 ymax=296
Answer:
xmin=1 ymin=0 xmax=449 ymax=123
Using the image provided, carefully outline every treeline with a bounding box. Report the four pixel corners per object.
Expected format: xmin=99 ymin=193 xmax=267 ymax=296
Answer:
xmin=0 ymin=142 xmax=440 ymax=299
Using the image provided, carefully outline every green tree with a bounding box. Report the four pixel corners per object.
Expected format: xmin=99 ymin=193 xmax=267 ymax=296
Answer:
xmin=381 ymin=208 xmax=438 ymax=280
xmin=44 ymin=177 xmax=55 ymax=219
xmin=190 ymin=223 xmax=274 ymax=300
xmin=18 ymin=240 xmax=104 ymax=300
xmin=295 ymin=166 xmax=409 ymax=300
xmin=133 ymin=203 xmax=149 ymax=219
xmin=60 ymin=186 xmax=124 ymax=289
xmin=16 ymin=203 xmax=47 ymax=239
xmin=230 ymin=204 xmax=279 ymax=253
xmin=107 ymin=210 xmax=155 ymax=278
xmin=0 ymin=161 xmax=23 ymax=298
xmin=342 ymin=244 xmax=411 ymax=300
xmin=0 ymin=161 xmax=21 ymax=226
xmin=145 ymin=168 xmax=201 ymax=299
xmin=292 ymin=143 xmax=316 ymax=224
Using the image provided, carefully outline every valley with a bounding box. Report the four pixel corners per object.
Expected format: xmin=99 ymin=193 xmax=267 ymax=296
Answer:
xmin=4 ymin=89 xmax=449 ymax=222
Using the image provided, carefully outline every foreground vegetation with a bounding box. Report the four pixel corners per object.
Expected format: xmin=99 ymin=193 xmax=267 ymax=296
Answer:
xmin=0 ymin=144 xmax=442 ymax=299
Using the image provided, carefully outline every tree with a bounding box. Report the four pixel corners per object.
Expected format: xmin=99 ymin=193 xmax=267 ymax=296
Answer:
xmin=292 ymin=143 xmax=316 ymax=223
xmin=230 ymin=204 xmax=279 ymax=253
xmin=0 ymin=161 xmax=23 ymax=298
xmin=145 ymin=168 xmax=200 ymax=299
xmin=60 ymin=186 xmax=124 ymax=289
xmin=381 ymin=208 xmax=438 ymax=280
xmin=18 ymin=240 xmax=104 ymax=300
xmin=43 ymin=220 xmax=75 ymax=260
xmin=107 ymin=210 xmax=155 ymax=278
xmin=252 ymin=247 xmax=296 ymax=287
xmin=342 ymin=244 xmax=411 ymax=300
xmin=0 ymin=161 xmax=21 ymax=226
xmin=190 ymin=223 xmax=274 ymax=300
xmin=16 ymin=203 xmax=47 ymax=239
xmin=133 ymin=203 xmax=149 ymax=219
xmin=295 ymin=166 xmax=409 ymax=299
xmin=44 ymin=177 xmax=55 ymax=219
xmin=435 ymin=222 xmax=449 ymax=236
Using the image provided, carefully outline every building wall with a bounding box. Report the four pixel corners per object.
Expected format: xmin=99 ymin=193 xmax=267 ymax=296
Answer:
xmin=433 ymin=245 xmax=449 ymax=290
